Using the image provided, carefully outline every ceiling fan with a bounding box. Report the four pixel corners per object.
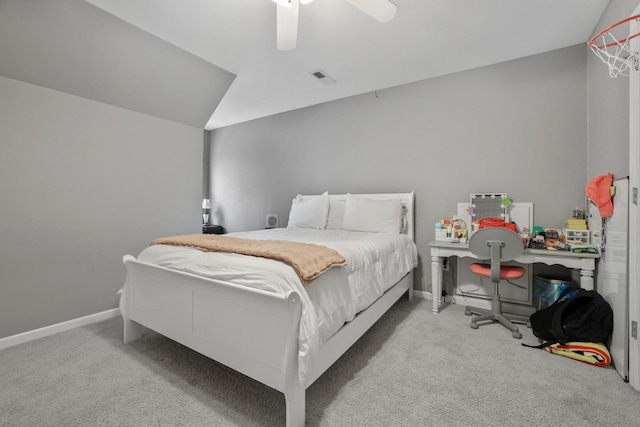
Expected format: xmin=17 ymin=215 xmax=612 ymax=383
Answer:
xmin=272 ymin=0 xmax=397 ymax=51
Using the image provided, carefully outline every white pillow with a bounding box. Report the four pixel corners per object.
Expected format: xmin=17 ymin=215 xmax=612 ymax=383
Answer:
xmin=287 ymin=191 xmax=329 ymax=229
xmin=342 ymin=195 xmax=402 ymax=234
xmin=326 ymin=199 xmax=346 ymax=230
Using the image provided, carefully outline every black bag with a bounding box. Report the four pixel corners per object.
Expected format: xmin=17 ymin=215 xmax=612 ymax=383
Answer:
xmin=525 ymin=288 xmax=613 ymax=348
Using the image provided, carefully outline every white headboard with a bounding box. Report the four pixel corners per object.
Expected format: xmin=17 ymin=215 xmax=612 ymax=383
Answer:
xmin=324 ymin=192 xmax=416 ymax=241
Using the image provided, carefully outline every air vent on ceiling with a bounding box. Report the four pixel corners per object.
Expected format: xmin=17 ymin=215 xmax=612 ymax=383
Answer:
xmin=310 ymin=69 xmax=336 ymax=86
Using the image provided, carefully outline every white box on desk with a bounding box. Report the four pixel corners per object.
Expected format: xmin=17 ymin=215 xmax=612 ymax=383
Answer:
xmin=435 ymin=229 xmax=450 ymax=241
xmin=564 ymin=229 xmax=590 ymax=244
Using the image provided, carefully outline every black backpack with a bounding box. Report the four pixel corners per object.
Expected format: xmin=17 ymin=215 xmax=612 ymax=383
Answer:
xmin=524 ymin=288 xmax=613 ymax=348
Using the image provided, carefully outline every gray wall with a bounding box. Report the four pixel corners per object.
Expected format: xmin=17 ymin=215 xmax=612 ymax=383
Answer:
xmin=0 ymin=0 xmax=235 ymax=129
xmin=210 ymin=45 xmax=589 ymax=294
xmin=588 ymin=0 xmax=640 ymax=178
xmin=0 ymin=75 xmax=203 ymax=338
xmin=4 ymin=0 xmax=636 ymax=339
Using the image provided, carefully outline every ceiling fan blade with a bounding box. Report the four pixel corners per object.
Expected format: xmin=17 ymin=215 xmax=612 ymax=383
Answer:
xmin=276 ymin=0 xmax=299 ymax=51
xmin=343 ymin=0 xmax=397 ymax=23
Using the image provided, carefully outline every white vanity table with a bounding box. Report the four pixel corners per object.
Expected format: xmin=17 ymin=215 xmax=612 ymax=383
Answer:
xmin=428 ymin=240 xmax=599 ymax=314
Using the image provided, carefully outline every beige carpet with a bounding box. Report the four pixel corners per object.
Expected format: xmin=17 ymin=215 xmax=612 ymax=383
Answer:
xmin=1 ymin=297 xmax=639 ymax=426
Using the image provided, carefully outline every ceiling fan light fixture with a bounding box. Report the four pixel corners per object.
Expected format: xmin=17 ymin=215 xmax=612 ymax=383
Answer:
xmin=345 ymin=0 xmax=397 ymax=23
xmin=274 ymin=0 xmax=396 ymax=51
xmin=276 ymin=0 xmax=299 ymax=50
xmin=272 ymin=0 xmax=292 ymax=8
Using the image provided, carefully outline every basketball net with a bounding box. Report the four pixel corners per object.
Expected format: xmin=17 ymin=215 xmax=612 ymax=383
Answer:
xmin=589 ymin=14 xmax=640 ymax=78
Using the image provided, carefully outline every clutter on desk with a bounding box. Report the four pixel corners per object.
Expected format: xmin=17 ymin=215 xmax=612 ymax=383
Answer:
xmin=544 ymin=229 xmax=560 ymax=247
xmin=564 ymin=229 xmax=590 ymax=244
xmin=566 ymin=217 xmax=587 ymax=230
xmin=449 ymin=193 xmax=531 ymax=242
xmin=572 ymin=207 xmax=586 ymax=220
xmin=451 ymin=217 xmax=467 ymax=240
xmin=434 ymin=219 xmax=449 ymax=241
xmin=434 ymin=216 xmax=467 ymax=242
xmin=511 ymin=205 xmax=597 ymax=252
xmin=563 ymin=208 xmax=595 ymax=251
xmin=564 ymin=208 xmax=589 ymax=245
xmin=442 ymin=194 xmax=600 ymax=254
xmin=442 ymin=193 xmax=604 ymax=254
xmin=521 ymin=230 xmax=596 ymax=254
xmin=522 ymin=227 xmax=595 ymax=252
xmin=477 ymin=216 xmax=518 ymax=233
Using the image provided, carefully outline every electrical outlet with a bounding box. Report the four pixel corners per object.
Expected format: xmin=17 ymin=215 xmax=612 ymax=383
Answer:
xmin=442 ymin=259 xmax=449 ymax=271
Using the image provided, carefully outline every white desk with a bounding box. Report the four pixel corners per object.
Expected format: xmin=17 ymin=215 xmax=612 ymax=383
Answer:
xmin=428 ymin=240 xmax=599 ymax=314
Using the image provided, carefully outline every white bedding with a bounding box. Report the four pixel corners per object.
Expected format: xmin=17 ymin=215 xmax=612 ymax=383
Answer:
xmin=136 ymin=228 xmax=418 ymax=385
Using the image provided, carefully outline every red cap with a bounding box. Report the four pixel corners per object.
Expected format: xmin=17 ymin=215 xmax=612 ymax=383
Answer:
xmin=586 ymin=173 xmax=614 ymax=218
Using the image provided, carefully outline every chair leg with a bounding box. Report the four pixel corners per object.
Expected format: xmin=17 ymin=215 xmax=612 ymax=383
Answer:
xmin=465 ymin=305 xmax=489 ymax=316
xmin=503 ymin=312 xmax=530 ymax=326
xmin=468 ymin=294 xmax=524 ymax=339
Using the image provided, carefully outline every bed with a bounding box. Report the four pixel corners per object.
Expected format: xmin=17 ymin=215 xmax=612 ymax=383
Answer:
xmin=119 ymin=192 xmax=417 ymax=427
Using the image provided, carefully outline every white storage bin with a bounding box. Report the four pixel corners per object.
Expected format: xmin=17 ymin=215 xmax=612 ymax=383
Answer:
xmin=564 ymin=229 xmax=590 ymax=244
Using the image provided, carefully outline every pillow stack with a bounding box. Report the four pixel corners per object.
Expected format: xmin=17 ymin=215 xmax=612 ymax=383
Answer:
xmin=287 ymin=192 xmax=403 ymax=234
xmin=287 ymin=191 xmax=330 ymax=230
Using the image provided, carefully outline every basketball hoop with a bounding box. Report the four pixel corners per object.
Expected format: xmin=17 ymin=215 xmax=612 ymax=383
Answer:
xmin=589 ymin=14 xmax=640 ymax=78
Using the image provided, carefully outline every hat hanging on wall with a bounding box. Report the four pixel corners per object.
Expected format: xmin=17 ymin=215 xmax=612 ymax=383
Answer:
xmin=586 ymin=173 xmax=615 ymax=218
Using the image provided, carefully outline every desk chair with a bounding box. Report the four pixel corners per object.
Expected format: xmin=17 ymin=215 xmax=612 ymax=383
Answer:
xmin=464 ymin=227 xmax=530 ymax=339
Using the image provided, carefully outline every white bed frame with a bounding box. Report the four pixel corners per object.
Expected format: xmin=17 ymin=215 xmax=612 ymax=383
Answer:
xmin=120 ymin=192 xmax=415 ymax=427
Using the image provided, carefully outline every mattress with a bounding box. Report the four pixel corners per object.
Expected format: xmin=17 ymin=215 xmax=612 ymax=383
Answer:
xmin=136 ymin=228 xmax=418 ymax=384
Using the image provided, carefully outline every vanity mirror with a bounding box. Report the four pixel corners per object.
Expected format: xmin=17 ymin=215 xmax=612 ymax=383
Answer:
xmin=469 ymin=193 xmax=509 ymax=220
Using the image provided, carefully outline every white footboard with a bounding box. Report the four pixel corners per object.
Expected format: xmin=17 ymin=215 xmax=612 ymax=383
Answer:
xmin=120 ymin=256 xmax=413 ymax=427
xmin=120 ymin=255 xmax=305 ymax=426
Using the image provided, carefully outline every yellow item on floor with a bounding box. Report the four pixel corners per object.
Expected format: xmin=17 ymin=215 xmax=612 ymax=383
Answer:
xmin=543 ymin=342 xmax=611 ymax=367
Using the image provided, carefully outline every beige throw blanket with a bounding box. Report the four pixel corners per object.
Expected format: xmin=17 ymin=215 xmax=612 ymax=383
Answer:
xmin=152 ymin=234 xmax=346 ymax=284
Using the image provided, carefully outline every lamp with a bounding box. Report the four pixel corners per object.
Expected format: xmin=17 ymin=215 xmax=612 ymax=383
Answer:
xmin=202 ymin=199 xmax=212 ymax=225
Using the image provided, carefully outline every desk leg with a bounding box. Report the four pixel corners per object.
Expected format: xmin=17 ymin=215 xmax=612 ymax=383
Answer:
xmin=579 ymin=269 xmax=595 ymax=291
xmin=430 ymin=255 xmax=443 ymax=314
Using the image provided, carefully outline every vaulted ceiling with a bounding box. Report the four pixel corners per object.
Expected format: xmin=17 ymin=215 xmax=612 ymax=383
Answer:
xmin=1 ymin=0 xmax=611 ymax=130
xmin=0 ymin=0 xmax=235 ymax=128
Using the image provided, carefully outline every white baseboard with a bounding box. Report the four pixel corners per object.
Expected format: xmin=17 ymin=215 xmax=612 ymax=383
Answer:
xmin=454 ymin=294 xmax=535 ymax=316
xmin=0 ymin=308 xmax=121 ymax=351
xmin=413 ymin=290 xmax=433 ymax=300
xmin=0 ymin=291 xmax=433 ymax=350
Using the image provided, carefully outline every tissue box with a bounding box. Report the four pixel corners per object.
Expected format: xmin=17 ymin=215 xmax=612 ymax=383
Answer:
xmin=435 ymin=229 xmax=450 ymax=241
